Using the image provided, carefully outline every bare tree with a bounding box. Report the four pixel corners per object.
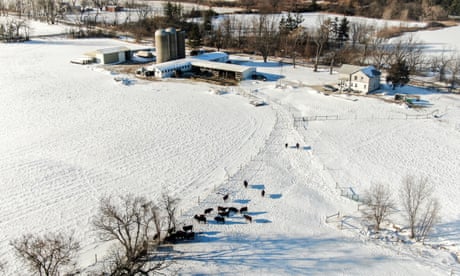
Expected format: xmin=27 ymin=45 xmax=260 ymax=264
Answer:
xmin=92 ymin=194 xmax=171 ymax=275
xmin=430 ymin=48 xmax=454 ymax=82
xmin=400 ymin=175 xmax=440 ymax=241
xmin=362 ymin=183 xmax=395 ymax=231
xmin=250 ymin=14 xmax=279 ymax=63
xmin=447 ymin=54 xmax=460 ymax=90
xmin=389 ymin=36 xmax=425 ymax=74
xmin=10 ymin=232 xmax=80 ymax=276
xmin=162 ymin=193 xmax=179 ymax=234
xmin=311 ymin=17 xmax=331 ymax=72
xmin=369 ymin=36 xmax=391 ymax=70
xmin=417 ymin=198 xmax=440 ymax=243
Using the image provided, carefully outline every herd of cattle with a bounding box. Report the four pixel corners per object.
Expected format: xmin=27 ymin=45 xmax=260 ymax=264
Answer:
xmin=193 ymin=179 xmax=265 ymax=225
xmin=166 ymin=179 xmax=265 ymax=243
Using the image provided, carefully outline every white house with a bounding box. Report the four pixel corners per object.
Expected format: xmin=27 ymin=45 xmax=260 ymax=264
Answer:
xmin=339 ymin=64 xmax=381 ymax=94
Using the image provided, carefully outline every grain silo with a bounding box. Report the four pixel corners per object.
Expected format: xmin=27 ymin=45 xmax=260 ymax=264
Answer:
xmin=155 ymin=29 xmax=170 ymax=64
xmin=176 ymin=30 xmax=186 ymax=59
xmin=166 ymin=27 xmax=177 ymax=60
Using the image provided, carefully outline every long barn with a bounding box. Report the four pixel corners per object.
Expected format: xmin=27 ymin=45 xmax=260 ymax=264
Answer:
xmin=190 ymin=60 xmax=255 ymax=82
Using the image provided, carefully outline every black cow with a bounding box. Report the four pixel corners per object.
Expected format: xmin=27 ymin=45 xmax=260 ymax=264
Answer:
xmin=214 ymin=216 xmax=225 ymax=224
xmin=204 ymin=208 xmax=214 ymax=215
xmin=296 ymin=143 xmax=300 ymax=150
xmin=174 ymin=230 xmax=186 ymax=240
xmin=185 ymin=231 xmax=195 ymax=240
xmin=243 ymin=180 xmax=248 ymax=188
xmin=194 ymin=214 xmax=207 ymax=224
xmin=261 ymin=190 xmax=265 ymax=197
xmin=243 ymin=214 xmax=252 ymax=223
xmin=239 ymin=206 xmax=248 ymax=213
xmin=217 ymin=206 xmax=227 ymax=212
xmin=223 ymin=194 xmax=229 ymax=202
xmin=182 ymin=225 xmax=193 ymax=232
xmin=228 ymin=207 xmax=238 ymax=214
xmin=218 ymin=210 xmax=230 ymax=217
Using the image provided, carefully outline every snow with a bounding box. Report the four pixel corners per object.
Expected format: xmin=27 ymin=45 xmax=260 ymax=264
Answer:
xmin=212 ymin=12 xmax=427 ymax=30
xmin=399 ymin=24 xmax=460 ymax=54
xmin=1 ymin=19 xmax=460 ymax=275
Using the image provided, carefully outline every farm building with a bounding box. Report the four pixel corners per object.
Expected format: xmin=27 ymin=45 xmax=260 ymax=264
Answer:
xmin=190 ymin=60 xmax=255 ymax=81
xmin=85 ymin=46 xmax=131 ymax=64
xmin=339 ymin=64 xmax=381 ymax=94
xmin=155 ymin=28 xmax=186 ymax=64
xmin=194 ymin=52 xmax=229 ymax=63
xmin=144 ymin=52 xmax=255 ymax=81
xmin=146 ymin=59 xmax=192 ymax=78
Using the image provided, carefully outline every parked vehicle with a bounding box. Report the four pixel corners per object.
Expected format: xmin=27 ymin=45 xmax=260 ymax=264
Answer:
xmin=252 ymin=73 xmax=267 ymax=81
xmin=323 ymin=84 xmax=338 ymax=92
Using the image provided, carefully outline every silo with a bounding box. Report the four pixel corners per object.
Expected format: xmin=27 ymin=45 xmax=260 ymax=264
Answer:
xmin=155 ymin=29 xmax=170 ymax=64
xmin=176 ymin=30 xmax=186 ymax=59
xmin=166 ymin=27 xmax=177 ymax=60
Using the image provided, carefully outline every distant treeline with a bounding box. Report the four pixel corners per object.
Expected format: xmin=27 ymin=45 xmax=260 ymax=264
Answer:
xmin=177 ymin=0 xmax=460 ymax=21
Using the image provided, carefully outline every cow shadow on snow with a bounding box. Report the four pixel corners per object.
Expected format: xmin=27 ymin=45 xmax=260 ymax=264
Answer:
xmin=250 ymin=184 xmax=265 ymax=190
xmin=233 ymin=199 xmax=250 ymax=204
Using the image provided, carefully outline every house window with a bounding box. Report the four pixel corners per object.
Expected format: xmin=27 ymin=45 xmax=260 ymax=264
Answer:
xmin=364 ymin=85 xmax=367 ymax=89
xmin=354 ymin=76 xmax=357 ymax=81
xmin=361 ymin=76 xmax=363 ymax=80
xmin=354 ymin=83 xmax=357 ymax=87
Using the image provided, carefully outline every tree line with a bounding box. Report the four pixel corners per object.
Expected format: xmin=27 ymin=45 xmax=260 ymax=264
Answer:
xmin=3 ymin=0 xmax=460 ymax=87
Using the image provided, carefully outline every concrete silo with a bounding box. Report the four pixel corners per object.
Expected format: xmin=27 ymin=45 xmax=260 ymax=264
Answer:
xmin=166 ymin=27 xmax=177 ymax=60
xmin=155 ymin=29 xmax=170 ymax=64
xmin=176 ymin=30 xmax=186 ymax=59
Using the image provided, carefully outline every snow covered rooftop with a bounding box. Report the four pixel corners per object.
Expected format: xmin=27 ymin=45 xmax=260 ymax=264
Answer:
xmin=338 ymin=64 xmax=362 ymax=75
xmin=192 ymin=51 xmax=229 ymax=61
xmin=190 ymin=60 xmax=255 ymax=73
xmin=150 ymin=58 xmax=192 ymax=70
xmin=361 ymin=65 xmax=381 ymax=78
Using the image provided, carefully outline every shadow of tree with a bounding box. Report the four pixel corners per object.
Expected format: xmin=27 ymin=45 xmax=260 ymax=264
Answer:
xmin=173 ymin=235 xmax=396 ymax=275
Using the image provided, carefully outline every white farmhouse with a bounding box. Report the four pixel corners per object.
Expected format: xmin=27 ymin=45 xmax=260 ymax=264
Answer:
xmin=339 ymin=64 xmax=381 ymax=94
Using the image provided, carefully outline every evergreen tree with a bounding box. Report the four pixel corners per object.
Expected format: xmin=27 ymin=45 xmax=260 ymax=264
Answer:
xmin=187 ymin=23 xmax=202 ymax=48
xmin=449 ymin=0 xmax=460 ymax=15
xmin=387 ymin=58 xmax=410 ymax=89
xmin=279 ymin=12 xmax=304 ymax=35
xmin=337 ymin=17 xmax=350 ymax=46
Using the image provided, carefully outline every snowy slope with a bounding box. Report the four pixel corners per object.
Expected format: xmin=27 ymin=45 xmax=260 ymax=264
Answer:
xmin=0 ymin=19 xmax=460 ymax=275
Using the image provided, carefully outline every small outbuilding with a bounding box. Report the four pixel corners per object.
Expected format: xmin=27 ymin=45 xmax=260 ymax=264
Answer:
xmin=86 ymin=46 xmax=131 ymax=64
xmin=339 ymin=64 xmax=381 ymax=94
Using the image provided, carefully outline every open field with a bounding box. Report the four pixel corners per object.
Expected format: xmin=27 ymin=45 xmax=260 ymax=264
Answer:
xmin=1 ymin=17 xmax=460 ymax=275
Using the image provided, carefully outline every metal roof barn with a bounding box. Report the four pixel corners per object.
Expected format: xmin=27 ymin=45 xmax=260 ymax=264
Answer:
xmin=190 ymin=60 xmax=256 ymax=81
xmin=86 ymin=46 xmax=131 ymax=64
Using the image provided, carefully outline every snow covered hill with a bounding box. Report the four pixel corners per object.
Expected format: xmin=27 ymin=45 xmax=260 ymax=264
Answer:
xmin=1 ymin=18 xmax=460 ymax=275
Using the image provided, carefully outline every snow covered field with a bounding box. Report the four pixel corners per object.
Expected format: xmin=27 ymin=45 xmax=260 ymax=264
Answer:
xmin=1 ymin=19 xmax=460 ymax=275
